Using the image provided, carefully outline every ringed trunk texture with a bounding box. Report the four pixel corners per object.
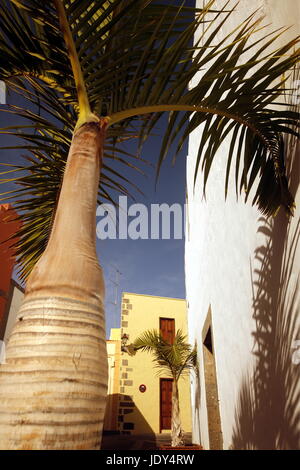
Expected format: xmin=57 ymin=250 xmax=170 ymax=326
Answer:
xmin=0 ymin=122 xmax=108 ymax=450
xmin=171 ymin=380 xmax=184 ymax=447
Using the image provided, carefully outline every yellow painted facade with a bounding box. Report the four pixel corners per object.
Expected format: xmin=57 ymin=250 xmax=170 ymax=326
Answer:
xmin=118 ymin=292 xmax=192 ymax=435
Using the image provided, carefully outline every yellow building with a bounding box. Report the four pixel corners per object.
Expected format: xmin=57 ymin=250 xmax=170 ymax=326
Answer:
xmin=104 ymin=328 xmax=121 ymax=431
xmin=117 ymin=292 xmax=192 ymax=435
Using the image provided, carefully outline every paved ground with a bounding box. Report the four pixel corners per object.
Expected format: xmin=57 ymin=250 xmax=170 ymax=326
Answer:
xmin=101 ymin=432 xmax=193 ymax=450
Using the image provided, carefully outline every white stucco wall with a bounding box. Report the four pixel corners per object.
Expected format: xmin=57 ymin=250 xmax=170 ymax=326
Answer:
xmin=186 ymin=0 xmax=300 ymax=450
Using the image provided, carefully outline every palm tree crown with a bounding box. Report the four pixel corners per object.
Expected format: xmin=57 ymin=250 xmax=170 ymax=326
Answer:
xmin=0 ymin=0 xmax=299 ymax=280
xmin=133 ymin=329 xmax=197 ymax=381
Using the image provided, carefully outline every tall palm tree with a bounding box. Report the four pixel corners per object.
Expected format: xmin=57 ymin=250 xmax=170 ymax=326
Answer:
xmin=0 ymin=0 xmax=299 ymax=450
xmin=133 ymin=329 xmax=197 ymax=447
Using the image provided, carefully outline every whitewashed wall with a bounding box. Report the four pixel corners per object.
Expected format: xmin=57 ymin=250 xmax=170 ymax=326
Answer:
xmin=186 ymin=0 xmax=300 ymax=449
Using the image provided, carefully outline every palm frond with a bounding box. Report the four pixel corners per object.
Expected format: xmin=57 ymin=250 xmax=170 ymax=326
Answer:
xmin=0 ymin=101 xmax=145 ymax=281
xmin=106 ymin=6 xmax=299 ymax=216
xmin=133 ymin=329 xmax=162 ymax=352
xmin=133 ymin=329 xmax=197 ymax=380
xmin=0 ymin=0 xmax=299 ymax=280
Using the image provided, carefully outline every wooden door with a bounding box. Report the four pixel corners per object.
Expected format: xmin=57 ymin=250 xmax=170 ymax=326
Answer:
xmin=160 ymin=378 xmax=173 ymax=431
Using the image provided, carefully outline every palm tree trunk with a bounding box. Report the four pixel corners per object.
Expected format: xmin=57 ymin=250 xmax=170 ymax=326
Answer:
xmin=0 ymin=121 xmax=108 ymax=450
xmin=171 ymin=379 xmax=184 ymax=447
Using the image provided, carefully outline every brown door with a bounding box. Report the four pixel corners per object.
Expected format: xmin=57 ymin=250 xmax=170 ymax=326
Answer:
xmin=160 ymin=318 xmax=175 ymax=344
xmin=160 ymin=378 xmax=173 ymax=431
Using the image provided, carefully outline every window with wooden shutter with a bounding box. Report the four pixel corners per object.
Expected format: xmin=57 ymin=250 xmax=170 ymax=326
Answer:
xmin=159 ymin=317 xmax=175 ymax=344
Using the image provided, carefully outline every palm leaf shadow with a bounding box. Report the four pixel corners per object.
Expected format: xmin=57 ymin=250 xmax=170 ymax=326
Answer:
xmin=231 ymin=76 xmax=300 ymax=449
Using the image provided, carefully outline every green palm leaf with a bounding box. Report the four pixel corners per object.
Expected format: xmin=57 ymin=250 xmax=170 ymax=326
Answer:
xmin=133 ymin=329 xmax=197 ymax=380
xmin=0 ymin=0 xmax=299 ymax=279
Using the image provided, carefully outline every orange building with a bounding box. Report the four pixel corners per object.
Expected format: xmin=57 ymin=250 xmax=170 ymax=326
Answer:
xmin=0 ymin=204 xmax=21 ymax=337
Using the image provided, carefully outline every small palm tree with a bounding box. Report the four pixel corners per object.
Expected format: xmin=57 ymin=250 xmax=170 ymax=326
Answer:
xmin=0 ymin=0 xmax=299 ymax=450
xmin=133 ymin=329 xmax=197 ymax=447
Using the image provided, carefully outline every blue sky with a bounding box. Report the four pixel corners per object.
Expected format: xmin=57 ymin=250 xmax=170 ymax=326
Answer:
xmin=99 ymin=144 xmax=187 ymax=334
xmin=0 ymin=85 xmax=188 ymax=338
